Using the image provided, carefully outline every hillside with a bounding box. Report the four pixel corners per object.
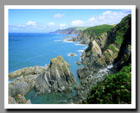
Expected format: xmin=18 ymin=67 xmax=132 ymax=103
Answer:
xmin=76 ymin=24 xmax=114 ymax=44
xmin=50 ymin=27 xmax=87 ymax=35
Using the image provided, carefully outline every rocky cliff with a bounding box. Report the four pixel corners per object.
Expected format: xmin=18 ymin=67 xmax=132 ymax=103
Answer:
xmin=75 ymin=14 xmax=131 ymax=103
xmin=8 ymin=56 xmax=76 ymax=104
xmin=76 ymin=24 xmax=114 ymax=44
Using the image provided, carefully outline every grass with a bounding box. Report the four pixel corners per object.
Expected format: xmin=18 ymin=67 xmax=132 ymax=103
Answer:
xmin=108 ymin=44 xmax=118 ymax=53
xmin=84 ymin=24 xmax=114 ymax=37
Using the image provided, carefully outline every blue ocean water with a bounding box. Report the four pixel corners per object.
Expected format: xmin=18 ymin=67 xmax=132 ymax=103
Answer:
xmin=9 ymin=33 xmax=87 ymax=104
xmin=9 ymin=33 xmax=87 ymax=82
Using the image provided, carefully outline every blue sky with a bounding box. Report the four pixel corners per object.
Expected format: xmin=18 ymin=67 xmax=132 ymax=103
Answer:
xmin=9 ymin=9 xmax=131 ymax=33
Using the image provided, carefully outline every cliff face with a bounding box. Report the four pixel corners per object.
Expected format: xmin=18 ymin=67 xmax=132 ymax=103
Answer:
xmin=81 ymin=14 xmax=131 ymax=71
xmin=76 ymin=14 xmax=131 ymax=102
xmin=76 ymin=24 xmax=114 ymax=44
xmin=8 ymin=56 xmax=76 ymax=103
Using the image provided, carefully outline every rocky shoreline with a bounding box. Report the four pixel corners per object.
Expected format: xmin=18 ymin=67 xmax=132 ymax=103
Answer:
xmin=8 ymin=56 xmax=76 ymax=104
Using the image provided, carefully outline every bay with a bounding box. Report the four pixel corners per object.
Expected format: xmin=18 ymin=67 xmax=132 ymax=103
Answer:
xmin=9 ymin=33 xmax=87 ymax=104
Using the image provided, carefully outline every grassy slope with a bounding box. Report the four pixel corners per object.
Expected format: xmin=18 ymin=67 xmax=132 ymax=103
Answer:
xmin=84 ymin=24 xmax=114 ymax=37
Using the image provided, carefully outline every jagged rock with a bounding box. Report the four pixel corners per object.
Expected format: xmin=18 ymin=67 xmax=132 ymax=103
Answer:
xmin=95 ymin=32 xmax=108 ymax=50
xmin=8 ymin=66 xmax=46 ymax=97
xmin=34 ymin=56 xmax=76 ymax=95
xmin=76 ymin=31 xmax=91 ymax=44
xmin=15 ymin=94 xmax=27 ymax=104
xmin=26 ymin=99 xmax=31 ymax=104
xmin=82 ymin=40 xmax=102 ymax=67
xmin=9 ymin=66 xmax=46 ymax=79
xmin=9 ymin=72 xmax=41 ymax=97
xmin=70 ymin=53 xmax=75 ymax=56
xmin=9 ymin=94 xmax=31 ymax=104
xmin=8 ymin=56 xmax=76 ymax=101
xmin=9 ymin=80 xmax=30 ymax=97
xmin=8 ymin=96 xmax=16 ymax=104
xmin=76 ymin=61 xmax=81 ymax=65
xmin=77 ymin=67 xmax=90 ymax=79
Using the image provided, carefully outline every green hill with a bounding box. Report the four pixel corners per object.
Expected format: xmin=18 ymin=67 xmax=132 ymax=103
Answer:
xmin=84 ymin=24 xmax=114 ymax=37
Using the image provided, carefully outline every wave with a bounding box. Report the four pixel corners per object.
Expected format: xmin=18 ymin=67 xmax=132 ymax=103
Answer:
xmin=75 ymin=43 xmax=86 ymax=46
xmin=77 ymin=50 xmax=84 ymax=53
xmin=63 ymin=40 xmax=74 ymax=43
xmin=98 ymin=65 xmax=113 ymax=74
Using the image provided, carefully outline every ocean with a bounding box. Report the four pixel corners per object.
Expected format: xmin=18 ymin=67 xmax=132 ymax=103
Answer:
xmin=9 ymin=33 xmax=87 ymax=104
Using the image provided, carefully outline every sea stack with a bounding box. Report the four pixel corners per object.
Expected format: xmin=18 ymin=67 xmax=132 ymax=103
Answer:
xmin=34 ymin=56 xmax=76 ymax=95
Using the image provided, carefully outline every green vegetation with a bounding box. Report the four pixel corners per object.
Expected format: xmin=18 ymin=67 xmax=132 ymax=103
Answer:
xmin=73 ymin=27 xmax=88 ymax=31
xmin=84 ymin=24 xmax=114 ymax=37
xmin=114 ymin=14 xmax=131 ymax=46
xmin=108 ymin=44 xmax=118 ymax=53
xmin=86 ymin=65 xmax=131 ymax=104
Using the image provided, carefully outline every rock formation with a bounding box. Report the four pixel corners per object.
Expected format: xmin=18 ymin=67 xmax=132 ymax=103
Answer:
xmin=8 ymin=56 xmax=76 ymax=104
xmin=75 ymin=24 xmax=114 ymax=44
xmin=8 ymin=94 xmax=31 ymax=104
xmin=34 ymin=56 xmax=76 ymax=95
xmin=9 ymin=66 xmax=46 ymax=97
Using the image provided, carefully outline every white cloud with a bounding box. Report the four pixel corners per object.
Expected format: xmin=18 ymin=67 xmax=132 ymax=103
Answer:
xmin=70 ymin=10 xmax=131 ymax=27
xmin=48 ymin=22 xmax=55 ymax=26
xmin=54 ymin=13 xmax=64 ymax=18
xmin=71 ymin=20 xmax=84 ymax=26
xmin=85 ymin=10 xmax=131 ymax=27
xmin=26 ymin=21 xmax=36 ymax=26
xmin=60 ymin=24 xmax=66 ymax=29
xmin=88 ymin=17 xmax=95 ymax=22
xmin=96 ymin=10 xmax=129 ymax=25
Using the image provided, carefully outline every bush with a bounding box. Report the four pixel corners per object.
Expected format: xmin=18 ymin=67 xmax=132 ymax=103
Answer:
xmin=87 ymin=65 xmax=131 ymax=104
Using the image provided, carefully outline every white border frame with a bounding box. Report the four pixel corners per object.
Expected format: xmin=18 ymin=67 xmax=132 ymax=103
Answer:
xmin=4 ymin=5 xmax=136 ymax=109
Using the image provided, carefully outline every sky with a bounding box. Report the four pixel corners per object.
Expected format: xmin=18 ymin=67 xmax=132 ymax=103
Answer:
xmin=8 ymin=9 xmax=131 ymax=33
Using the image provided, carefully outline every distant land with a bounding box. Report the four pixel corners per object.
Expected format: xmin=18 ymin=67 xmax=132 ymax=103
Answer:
xmin=50 ymin=27 xmax=87 ymax=35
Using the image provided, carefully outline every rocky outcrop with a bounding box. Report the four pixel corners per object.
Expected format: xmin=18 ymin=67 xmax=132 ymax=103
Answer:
xmin=8 ymin=96 xmax=16 ymax=104
xmin=75 ymin=24 xmax=114 ymax=45
xmin=9 ymin=66 xmax=46 ymax=79
xmin=8 ymin=56 xmax=76 ymax=103
xmin=34 ymin=56 xmax=76 ymax=95
xmin=8 ymin=66 xmax=46 ymax=97
xmin=9 ymin=94 xmax=31 ymax=104
xmin=76 ymin=31 xmax=91 ymax=44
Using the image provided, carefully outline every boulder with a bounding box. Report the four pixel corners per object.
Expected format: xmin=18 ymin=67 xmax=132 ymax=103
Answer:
xmin=70 ymin=53 xmax=75 ymax=56
xmin=8 ymin=96 xmax=16 ymax=104
xmin=76 ymin=61 xmax=81 ymax=65
xmin=9 ymin=94 xmax=31 ymax=104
